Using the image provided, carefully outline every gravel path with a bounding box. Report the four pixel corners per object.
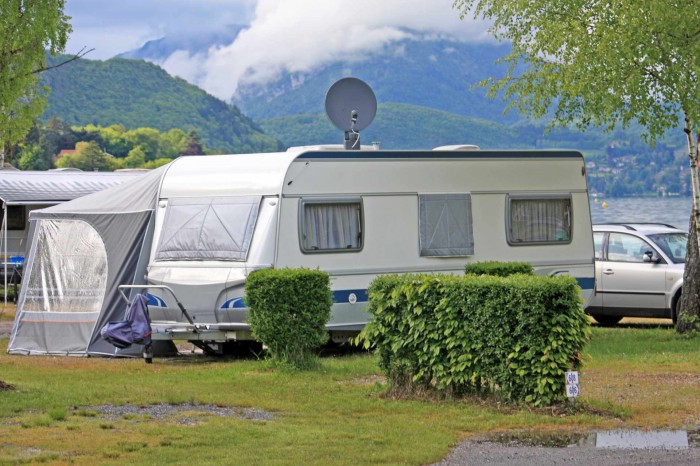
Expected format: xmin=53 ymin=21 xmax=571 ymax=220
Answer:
xmin=434 ymin=440 xmax=700 ymax=465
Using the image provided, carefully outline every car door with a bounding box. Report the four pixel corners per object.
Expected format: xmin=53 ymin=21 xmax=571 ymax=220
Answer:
xmin=598 ymin=232 xmax=667 ymax=315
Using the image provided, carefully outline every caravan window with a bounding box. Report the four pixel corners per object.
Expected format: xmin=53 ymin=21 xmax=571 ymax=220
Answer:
xmin=23 ymin=219 xmax=108 ymax=313
xmin=299 ymin=198 xmax=363 ymax=253
xmin=507 ymin=195 xmax=572 ymax=245
xmin=155 ymin=196 xmax=261 ymax=261
xmin=419 ymin=194 xmax=474 ymax=257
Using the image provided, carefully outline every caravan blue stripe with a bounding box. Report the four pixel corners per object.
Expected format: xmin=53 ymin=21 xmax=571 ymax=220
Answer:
xmin=576 ymin=277 xmax=595 ymax=290
xmin=217 ymin=281 xmax=592 ymax=311
xmin=297 ymin=151 xmax=583 ymax=161
xmin=147 ymin=293 xmax=167 ymax=308
xmin=333 ymin=289 xmax=369 ymax=303
xmin=222 ymin=297 xmax=247 ymax=309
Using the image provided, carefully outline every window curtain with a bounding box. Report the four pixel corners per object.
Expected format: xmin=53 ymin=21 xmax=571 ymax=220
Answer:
xmin=510 ymin=198 xmax=571 ymax=243
xmin=303 ymin=203 xmax=361 ymax=250
xmin=419 ymin=194 xmax=474 ymax=256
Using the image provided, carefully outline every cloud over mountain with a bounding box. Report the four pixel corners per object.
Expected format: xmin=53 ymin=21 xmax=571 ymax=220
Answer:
xmin=134 ymin=0 xmax=492 ymax=100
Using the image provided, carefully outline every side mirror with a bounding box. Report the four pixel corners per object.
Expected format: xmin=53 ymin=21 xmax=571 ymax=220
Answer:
xmin=643 ymin=250 xmax=660 ymax=263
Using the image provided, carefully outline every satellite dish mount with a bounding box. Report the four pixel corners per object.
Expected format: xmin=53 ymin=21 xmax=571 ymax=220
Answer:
xmin=325 ymin=78 xmax=377 ymax=150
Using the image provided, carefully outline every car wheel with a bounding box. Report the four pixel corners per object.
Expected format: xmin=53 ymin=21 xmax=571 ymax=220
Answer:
xmin=591 ymin=314 xmax=622 ymax=326
xmin=672 ymin=295 xmax=680 ymax=325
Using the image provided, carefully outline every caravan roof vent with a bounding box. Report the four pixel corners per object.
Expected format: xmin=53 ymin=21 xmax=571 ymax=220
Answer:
xmin=433 ymin=145 xmax=480 ymax=151
xmin=325 ymin=78 xmax=377 ymax=151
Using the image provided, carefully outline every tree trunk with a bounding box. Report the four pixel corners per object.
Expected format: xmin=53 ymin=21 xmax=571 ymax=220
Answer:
xmin=676 ymin=126 xmax=700 ymax=332
xmin=677 ymin=212 xmax=700 ymax=332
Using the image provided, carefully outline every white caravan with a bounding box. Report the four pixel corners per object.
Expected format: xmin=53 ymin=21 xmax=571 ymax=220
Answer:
xmin=8 ymin=79 xmax=595 ymax=357
xmin=143 ymin=147 xmax=595 ymax=346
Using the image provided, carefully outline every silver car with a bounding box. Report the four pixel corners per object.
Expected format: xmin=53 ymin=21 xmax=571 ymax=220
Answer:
xmin=587 ymin=223 xmax=688 ymax=325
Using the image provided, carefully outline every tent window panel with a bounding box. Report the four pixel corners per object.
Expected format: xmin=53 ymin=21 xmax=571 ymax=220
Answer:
xmin=155 ymin=196 xmax=261 ymax=261
xmin=300 ymin=199 xmax=362 ymax=253
xmin=419 ymin=194 xmax=474 ymax=257
xmin=508 ymin=196 xmax=572 ymax=245
xmin=2 ymin=205 xmax=26 ymax=230
xmin=23 ymin=219 xmax=108 ymax=313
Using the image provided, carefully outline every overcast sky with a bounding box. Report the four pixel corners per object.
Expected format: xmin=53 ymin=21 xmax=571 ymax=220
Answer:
xmin=65 ymin=0 xmax=491 ymax=99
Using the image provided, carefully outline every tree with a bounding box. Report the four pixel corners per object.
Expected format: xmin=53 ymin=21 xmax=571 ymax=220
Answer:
xmin=0 ymin=0 xmax=73 ymax=165
xmin=123 ymin=145 xmax=146 ymax=168
xmin=454 ymin=0 xmax=700 ymax=331
xmin=17 ymin=144 xmax=52 ymax=170
xmin=56 ymin=141 xmax=110 ymax=171
xmin=179 ymin=130 xmax=204 ymax=156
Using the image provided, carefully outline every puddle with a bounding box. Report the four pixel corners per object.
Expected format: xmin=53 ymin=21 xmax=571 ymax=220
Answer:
xmin=594 ymin=430 xmax=688 ymax=449
xmin=485 ymin=429 xmax=697 ymax=450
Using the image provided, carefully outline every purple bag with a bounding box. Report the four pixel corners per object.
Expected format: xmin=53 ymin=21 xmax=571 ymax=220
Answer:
xmin=101 ymin=293 xmax=152 ymax=349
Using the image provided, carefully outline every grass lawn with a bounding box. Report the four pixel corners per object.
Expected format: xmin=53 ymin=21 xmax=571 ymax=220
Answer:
xmin=0 ymin=303 xmax=15 ymax=322
xmin=1 ymin=321 xmax=699 ymax=464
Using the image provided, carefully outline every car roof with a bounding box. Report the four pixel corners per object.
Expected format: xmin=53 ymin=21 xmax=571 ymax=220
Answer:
xmin=592 ymin=223 xmax=686 ymax=235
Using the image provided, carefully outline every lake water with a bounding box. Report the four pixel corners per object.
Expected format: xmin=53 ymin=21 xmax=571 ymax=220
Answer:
xmin=589 ymin=197 xmax=693 ymax=231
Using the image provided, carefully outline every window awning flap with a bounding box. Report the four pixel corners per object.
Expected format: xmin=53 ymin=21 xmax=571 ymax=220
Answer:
xmin=156 ymin=196 xmax=262 ymax=261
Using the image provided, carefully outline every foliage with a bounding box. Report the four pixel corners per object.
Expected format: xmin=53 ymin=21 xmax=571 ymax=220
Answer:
xmin=245 ymin=268 xmax=332 ymax=368
xmin=359 ymin=273 xmax=590 ymax=406
xmin=39 ymin=55 xmax=282 ymax=154
xmin=17 ymin=144 xmax=51 ymax=171
xmin=453 ymin=0 xmax=700 ymax=141
xmin=0 ymin=0 xmax=71 ymax=151
xmin=55 ymin=141 xmax=110 ymax=171
xmin=464 ymin=261 xmax=533 ymax=277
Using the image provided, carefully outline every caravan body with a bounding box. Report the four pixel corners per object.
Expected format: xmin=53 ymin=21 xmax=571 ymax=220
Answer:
xmin=146 ymin=148 xmax=594 ymax=343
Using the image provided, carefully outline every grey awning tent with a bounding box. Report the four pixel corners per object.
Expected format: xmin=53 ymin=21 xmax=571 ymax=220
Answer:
xmin=7 ymin=166 xmax=168 ymax=356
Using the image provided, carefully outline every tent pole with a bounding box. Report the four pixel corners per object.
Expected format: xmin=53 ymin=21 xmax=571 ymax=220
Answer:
xmin=3 ymin=206 xmax=6 ymax=308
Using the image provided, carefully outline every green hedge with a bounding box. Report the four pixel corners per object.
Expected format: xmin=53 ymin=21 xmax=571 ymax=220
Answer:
xmin=464 ymin=261 xmax=533 ymax=277
xmin=245 ymin=268 xmax=332 ymax=367
xmin=359 ymin=273 xmax=589 ymax=406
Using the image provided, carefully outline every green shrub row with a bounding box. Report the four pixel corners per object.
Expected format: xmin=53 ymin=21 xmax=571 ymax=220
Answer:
xmin=464 ymin=261 xmax=533 ymax=276
xmin=359 ymin=273 xmax=590 ymax=406
xmin=245 ymin=268 xmax=332 ymax=368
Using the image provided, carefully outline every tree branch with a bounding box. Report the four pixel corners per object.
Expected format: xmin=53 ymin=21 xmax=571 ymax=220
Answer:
xmin=31 ymin=47 xmax=94 ymax=75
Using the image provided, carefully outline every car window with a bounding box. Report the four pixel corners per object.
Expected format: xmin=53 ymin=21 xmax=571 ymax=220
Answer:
xmin=593 ymin=232 xmax=605 ymax=260
xmin=647 ymin=233 xmax=687 ymax=264
xmin=606 ymin=233 xmax=656 ymax=263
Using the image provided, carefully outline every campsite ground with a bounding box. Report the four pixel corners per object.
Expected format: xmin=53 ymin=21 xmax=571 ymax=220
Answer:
xmin=2 ymin=319 xmax=700 ymax=464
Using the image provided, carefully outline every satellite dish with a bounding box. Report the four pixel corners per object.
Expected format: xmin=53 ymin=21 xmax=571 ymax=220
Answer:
xmin=325 ymin=77 xmax=377 ymax=132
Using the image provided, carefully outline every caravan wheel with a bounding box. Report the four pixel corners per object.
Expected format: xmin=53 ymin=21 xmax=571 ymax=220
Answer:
xmin=220 ymin=341 xmax=263 ymax=357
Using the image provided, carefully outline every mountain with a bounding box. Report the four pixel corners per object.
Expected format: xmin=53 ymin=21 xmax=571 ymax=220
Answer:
xmin=40 ymin=54 xmax=281 ymax=153
xmin=47 ymin=33 xmax=691 ymax=196
xmin=259 ymin=102 xmax=649 ymax=153
xmin=235 ymin=38 xmax=517 ymax=124
xmin=119 ymin=25 xmax=246 ymax=62
xmin=260 ymin=103 xmax=517 ymax=150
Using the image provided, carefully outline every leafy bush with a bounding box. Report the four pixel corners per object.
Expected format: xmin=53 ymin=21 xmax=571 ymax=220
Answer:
xmin=359 ymin=273 xmax=590 ymax=406
xmin=245 ymin=268 xmax=332 ymax=368
xmin=464 ymin=261 xmax=533 ymax=277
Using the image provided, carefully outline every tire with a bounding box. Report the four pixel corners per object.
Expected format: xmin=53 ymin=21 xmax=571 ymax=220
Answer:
xmin=591 ymin=314 xmax=623 ymax=326
xmin=672 ymin=294 xmax=680 ymax=325
xmin=220 ymin=341 xmax=263 ymax=357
